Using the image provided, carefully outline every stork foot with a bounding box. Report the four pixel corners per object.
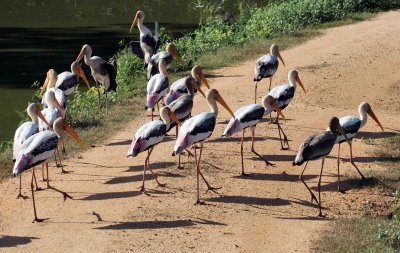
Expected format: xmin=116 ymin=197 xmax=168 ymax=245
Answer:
xmin=61 ymin=169 xmax=69 ymax=174
xmin=138 ymin=185 xmax=149 ymax=195
xmin=310 ymin=194 xmax=319 ymax=205
xmin=35 ymin=187 xmax=43 ymax=192
xmin=337 ymin=187 xmax=346 ymax=194
xmin=205 ymin=186 xmax=222 ymax=194
xmin=62 ymin=192 xmax=73 ymax=201
xmin=240 ymin=172 xmax=251 ymax=177
xmin=157 ymin=182 xmax=166 ymax=188
xmin=194 ymin=200 xmax=206 ymax=205
xmin=318 ymin=212 xmax=326 ymax=218
xmin=16 ymin=193 xmax=29 ymax=200
xmin=32 ymin=217 xmax=48 ymax=223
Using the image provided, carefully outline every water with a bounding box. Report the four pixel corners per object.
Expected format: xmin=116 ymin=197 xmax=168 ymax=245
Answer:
xmin=0 ymin=0 xmax=266 ymax=141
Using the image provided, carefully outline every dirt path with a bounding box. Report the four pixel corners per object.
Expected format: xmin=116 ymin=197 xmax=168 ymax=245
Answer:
xmin=1 ymin=10 xmax=400 ymax=252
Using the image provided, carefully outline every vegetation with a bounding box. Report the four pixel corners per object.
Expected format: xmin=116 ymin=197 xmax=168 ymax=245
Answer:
xmin=316 ymin=135 xmax=400 ymax=252
xmin=1 ymin=0 xmax=399 ymax=180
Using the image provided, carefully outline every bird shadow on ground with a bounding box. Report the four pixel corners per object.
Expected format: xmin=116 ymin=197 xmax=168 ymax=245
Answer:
xmin=206 ymin=74 xmax=244 ymax=79
xmin=0 ymin=235 xmax=39 ymax=248
xmin=251 ymin=154 xmax=296 ymax=162
xmin=205 ymin=195 xmax=291 ymax=206
xmin=125 ymin=162 xmax=176 ymax=172
xmin=105 ymin=171 xmax=183 ymax=185
xmin=356 ymin=131 xmax=398 ymax=140
xmin=275 ymin=216 xmax=333 ymax=221
xmin=106 ymin=139 xmax=131 ymax=146
xmin=208 ymin=136 xmax=268 ymax=143
xmin=72 ymin=161 xmax=128 ymax=169
xmin=233 ymin=172 xmax=317 ymax=182
xmin=95 ymin=218 xmax=226 ymax=230
xmin=80 ymin=191 xmax=140 ymax=200
xmin=310 ymin=177 xmax=379 ymax=193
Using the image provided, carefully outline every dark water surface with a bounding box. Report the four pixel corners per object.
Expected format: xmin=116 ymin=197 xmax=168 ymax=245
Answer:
xmin=0 ymin=0 xmax=267 ymax=141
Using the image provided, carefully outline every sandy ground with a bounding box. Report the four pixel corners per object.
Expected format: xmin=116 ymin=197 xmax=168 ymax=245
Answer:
xmin=1 ymin=10 xmax=400 ymax=253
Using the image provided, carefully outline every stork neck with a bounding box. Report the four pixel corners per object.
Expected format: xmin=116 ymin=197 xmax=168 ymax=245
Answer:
xmin=289 ymin=76 xmax=297 ymax=87
xmin=207 ymin=96 xmax=218 ymax=117
xmin=83 ymin=49 xmax=93 ymax=66
xmin=160 ymin=110 xmax=171 ymax=129
xmin=262 ymin=96 xmax=273 ymax=114
xmin=359 ymin=106 xmax=368 ymax=128
xmin=28 ymin=109 xmax=38 ymax=125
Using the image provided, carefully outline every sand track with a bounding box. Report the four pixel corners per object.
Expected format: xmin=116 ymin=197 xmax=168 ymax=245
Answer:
xmin=1 ymin=10 xmax=400 ymax=252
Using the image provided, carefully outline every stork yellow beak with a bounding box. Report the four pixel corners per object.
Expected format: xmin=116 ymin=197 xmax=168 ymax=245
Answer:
xmin=278 ymin=52 xmax=285 ymax=67
xmin=53 ymin=97 xmax=65 ymax=117
xmin=62 ymin=121 xmax=86 ymax=148
xmin=39 ymin=77 xmax=49 ymax=98
xmin=296 ymin=76 xmax=306 ymax=94
xmin=215 ymin=94 xmax=235 ymax=118
xmin=36 ymin=107 xmax=52 ymax=130
xmin=200 ymin=74 xmax=210 ymax=89
xmin=130 ymin=13 xmax=139 ymax=34
xmin=368 ymin=109 xmax=384 ymax=132
xmin=168 ymin=110 xmax=182 ymax=126
xmin=78 ymin=65 xmax=91 ymax=92
xmin=192 ymin=81 xmax=205 ymax=98
xmin=76 ymin=48 xmax=85 ymax=62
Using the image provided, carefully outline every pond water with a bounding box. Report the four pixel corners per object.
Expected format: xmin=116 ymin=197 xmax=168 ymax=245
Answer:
xmin=0 ymin=0 xmax=267 ymax=141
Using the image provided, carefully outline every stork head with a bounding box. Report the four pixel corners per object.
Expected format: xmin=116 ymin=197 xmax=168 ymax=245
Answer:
xmin=192 ymin=65 xmax=210 ymax=89
xmin=130 ymin=10 xmax=145 ymax=34
xmin=71 ymin=61 xmax=91 ymax=92
xmin=270 ymin=44 xmax=285 ymax=67
xmin=166 ymin=43 xmax=183 ymax=66
xmin=262 ymin=95 xmax=286 ymax=121
xmin=76 ymin=44 xmax=92 ymax=62
xmin=360 ymin=102 xmax=384 ymax=132
xmin=288 ymin=69 xmax=306 ymax=94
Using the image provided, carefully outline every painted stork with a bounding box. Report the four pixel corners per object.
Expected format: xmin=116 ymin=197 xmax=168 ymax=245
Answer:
xmin=268 ymin=69 xmax=306 ymax=150
xmin=332 ymin=102 xmax=384 ymax=192
xmin=13 ymin=117 xmax=85 ymax=222
xmin=13 ymin=103 xmax=51 ymax=198
xmin=167 ymin=77 xmax=205 ymax=168
xmin=147 ymin=43 xmax=183 ymax=80
xmin=254 ymin=44 xmax=285 ymax=103
xmin=40 ymin=69 xmax=66 ymax=109
xmin=76 ymin=44 xmax=117 ymax=116
xmin=222 ymin=95 xmax=286 ymax=175
xmin=129 ymin=10 xmax=159 ymax=66
xmin=165 ymin=65 xmax=210 ymax=105
xmin=55 ymin=61 xmax=91 ymax=96
xmin=127 ymin=107 xmax=181 ymax=193
xmin=293 ymin=117 xmax=350 ymax=217
xmin=172 ymin=89 xmax=235 ymax=204
xmin=145 ymin=59 xmax=169 ymax=121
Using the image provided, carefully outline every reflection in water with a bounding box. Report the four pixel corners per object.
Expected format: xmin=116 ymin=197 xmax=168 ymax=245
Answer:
xmin=0 ymin=0 xmax=265 ymax=140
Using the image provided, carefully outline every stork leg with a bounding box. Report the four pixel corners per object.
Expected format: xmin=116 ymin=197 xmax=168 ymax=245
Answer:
xmin=317 ymin=158 xmax=326 ymax=217
xmin=336 ymin=143 xmax=345 ymax=193
xmin=16 ymin=174 xmax=28 ymax=199
xmin=299 ymin=161 xmax=319 ymax=204
xmin=194 ymin=144 xmax=203 ymax=205
xmin=196 ymin=143 xmax=221 ymax=195
xmin=151 ymin=109 xmax=154 ymax=121
xmin=268 ymin=77 xmax=272 ymax=91
xmin=57 ymin=148 xmax=68 ymax=174
xmin=41 ymin=164 xmax=46 ymax=182
xmin=139 ymin=152 xmax=149 ymax=194
xmin=31 ymin=168 xmax=47 ymax=223
xmin=32 ymin=168 xmax=41 ymax=191
xmin=349 ymin=142 xmax=366 ymax=181
xmin=45 ymin=163 xmax=72 ymax=201
xmin=240 ymin=129 xmax=249 ymax=176
xmin=95 ymin=80 xmax=101 ymax=114
xmin=276 ymin=117 xmax=289 ymax=150
xmin=105 ymin=91 xmax=109 ymax=117
xmin=251 ymin=127 xmax=275 ymax=167
xmin=175 ymin=125 xmax=178 ymax=138
xmin=146 ymin=148 xmax=166 ymax=187
xmin=254 ymin=81 xmax=258 ymax=104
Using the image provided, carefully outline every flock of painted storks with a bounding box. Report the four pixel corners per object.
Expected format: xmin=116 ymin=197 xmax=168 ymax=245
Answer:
xmin=12 ymin=10 xmax=384 ymax=222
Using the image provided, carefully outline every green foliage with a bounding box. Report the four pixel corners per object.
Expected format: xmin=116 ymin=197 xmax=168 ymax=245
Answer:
xmin=377 ymin=190 xmax=400 ymax=250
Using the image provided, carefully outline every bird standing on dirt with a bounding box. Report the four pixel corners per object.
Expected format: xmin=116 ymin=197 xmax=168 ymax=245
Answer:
xmin=76 ymin=44 xmax=117 ymax=116
xmin=127 ymin=107 xmax=181 ymax=193
xmin=222 ymin=95 xmax=286 ymax=175
xmin=267 ymin=69 xmax=306 ymax=150
xmin=293 ymin=117 xmax=350 ymax=217
xmin=129 ymin=10 xmax=159 ymax=67
xmin=13 ymin=117 xmax=85 ymax=222
xmin=172 ymin=89 xmax=235 ymax=204
xmin=253 ymin=44 xmax=285 ymax=103
xmin=165 ymin=65 xmax=210 ymax=105
xmin=332 ymin=102 xmax=384 ymax=192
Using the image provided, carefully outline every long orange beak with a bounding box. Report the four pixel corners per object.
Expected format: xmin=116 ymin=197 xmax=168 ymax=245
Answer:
xmin=78 ymin=65 xmax=91 ymax=91
xmin=192 ymin=81 xmax=205 ymax=98
xmin=36 ymin=107 xmax=52 ymax=130
xmin=296 ymin=76 xmax=306 ymax=94
xmin=130 ymin=14 xmax=139 ymax=34
xmin=62 ymin=121 xmax=86 ymax=148
xmin=272 ymin=103 xmax=286 ymax=122
xmin=53 ymin=97 xmax=65 ymax=116
xmin=368 ymin=109 xmax=384 ymax=132
xmin=200 ymin=74 xmax=210 ymax=89
xmin=39 ymin=77 xmax=49 ymax=98
xmin=215 ymin=94 xmax=235 ymax=118
xmin=168 ymin=110 xmax=182 ymax=126
xmin=160 ymin=61 xmax=169 ymax=78
xmin=76 ymin=48 xmax=85 ymax=62
xmin=278 ymin=52 xmax=285 ymax=67
xmin=171 ymin=46 xmax=183 ymax=66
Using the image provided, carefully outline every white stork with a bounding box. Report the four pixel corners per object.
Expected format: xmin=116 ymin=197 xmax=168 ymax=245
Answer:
xmin=127 ymin=107 xmax=181 ymax=193
xmin=76 ymin=44 xmax=117 ymax=116
xmin=55 ymin=61 xmax=91 ymax=96
xmin=13 ymin=103 xmax=51 ymax=198
xmin=145 ymin=59 xmax=169 ymax=120
xmin=147 ymin=43 xmax=183 ymax=80
xmin=268 ymin=69 xmax=306 ymax=150
xmin=13 ymin=117 xmax=85 ymax=222
xmin=254 ymin=44 xmax=285 ymax=103
xmin=293 ymin=117 xmax=350 ymax=217
xmin=165 ymin=65 xmax=210 ymax=105
xmin=129 ymin=10 xmax=159 ymax=66
xmin=222 ymin=95 xmax=286 ymax=175
xmin=331 ymin=102 xmax=384 ymax=192
xmin=172 ymin=89 xmax=235 ymax=204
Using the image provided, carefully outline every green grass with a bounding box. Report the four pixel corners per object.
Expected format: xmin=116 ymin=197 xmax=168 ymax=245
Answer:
xmin=315 ymin=135 xmax=400 ymax=252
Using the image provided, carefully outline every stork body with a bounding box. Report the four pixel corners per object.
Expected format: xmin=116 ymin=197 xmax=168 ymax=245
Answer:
xmin=145 ymin=59 xmax=169 ymax=120
xmin=147 ymin=43 xmax=182 ymax=80
xmin=55 ymin=61 xmax=90 ymax=96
